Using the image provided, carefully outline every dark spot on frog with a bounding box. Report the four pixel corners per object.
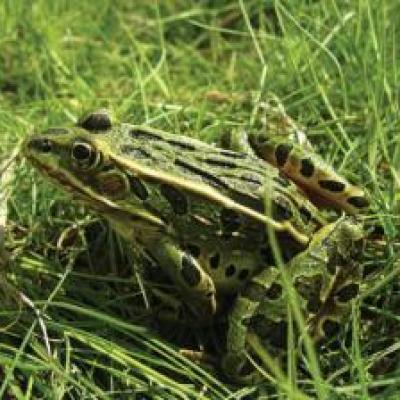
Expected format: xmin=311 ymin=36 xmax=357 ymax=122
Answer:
xmin=160 ymin=184 xmax=188 ymax=215
xmin=318 ymin=180 xmax=346 ymax=192
xmin=242 ymin=282 xmax=265 ymax=302
xmin=260 ymin=246 xmax=274 ymax=265
xmin=166 ymin=139 xmax=196 ymax=151
xmin=295 ymin=275 xmax=322 ymax=300
xmin=300 ymin=158 xmax=315 ymax=178
xmin=174 ymin=159 xmax=229 ymax=189
xmin=238 ymin=269 xmax=250 ymax=281
xmin=186 ymin=244 xmax=201 ymax=258
xmin=275 ymin=143 xmax=293 ymax=167
xmin=204 ymin=157 xmax=238 ymax=169
xmin=273 ymin=174 xmax=291 ymax=188
xmin=181 ymin=254 xmax=201 ymax=286
xmin=209 ymin=253 xmax=220 ymax=269
xmin=265 ymin=282 xmax=283 ymax=300
xmin=362 ymin=263 xmax=380 ymax=278
xmin=231 ymin=192 xmax=264 ymax=214
xmin=347 ymin=196 xmax=369 ymax=209
xmin=219 ymin=149 xmax=247 ymax=159
xmin=248 ymin=133 xmax=269 ymax=146
xmin=128 ymin=175 xmax=149 ymax=200
xmin=306 ymin=297 xmax=323 ymax=314
xmin=273 ymin=200 xmax=293 ymax=221
xmin=326 ymin=252 xmax=347 ymax=275
xmin=220 ymin=208 xmax=241 ymax=232
xmin=322 ymin=319 xmax=341 ymax=336
xmin=78 ymin=110 xmax=112 ymax=131
xmin=251 ymin=316 xmax=287 ymax=347
xmin=225 ymin=264 xmax=236 ymax=277
xmin=239 ymin=174 xmax=262 ymax=185
xmin=130 ymin=129 xmax=162 ymax=140
xmin=100 ymin=163 xmax=115 ymax=172
xmin=336 ymin=283 xmax=359 ymax=302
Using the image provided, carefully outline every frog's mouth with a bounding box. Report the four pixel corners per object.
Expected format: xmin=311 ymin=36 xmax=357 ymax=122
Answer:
xmin=26 ymin=155 xmax=165 ymax=229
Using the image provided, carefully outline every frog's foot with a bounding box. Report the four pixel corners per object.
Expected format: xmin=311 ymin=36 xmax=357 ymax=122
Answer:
xmin=223 ymin=218 xmax=364 ymax=383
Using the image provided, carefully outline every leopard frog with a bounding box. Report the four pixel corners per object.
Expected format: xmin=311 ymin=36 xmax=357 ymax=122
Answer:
xmin=23 ymin=110 xmax=368 ymax=382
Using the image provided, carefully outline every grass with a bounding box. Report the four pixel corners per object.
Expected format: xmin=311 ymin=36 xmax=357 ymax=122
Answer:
xmin=1 ymin=0 xmax=400 ymax=398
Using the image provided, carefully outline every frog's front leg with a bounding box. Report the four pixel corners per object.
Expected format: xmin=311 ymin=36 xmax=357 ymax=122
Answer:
xmin=222 ymin=218 xmax=364 ymax=383
xmin=150 ymin=240 xmax=217 ymax=319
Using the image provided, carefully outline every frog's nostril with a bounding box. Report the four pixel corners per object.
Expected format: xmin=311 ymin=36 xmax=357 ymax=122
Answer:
xmin=29 ymin=138 xmax=53 ymax=153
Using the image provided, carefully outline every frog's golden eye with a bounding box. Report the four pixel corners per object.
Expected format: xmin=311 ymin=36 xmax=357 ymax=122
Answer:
xmin=71 ymin=140 xmax=98 ymax=168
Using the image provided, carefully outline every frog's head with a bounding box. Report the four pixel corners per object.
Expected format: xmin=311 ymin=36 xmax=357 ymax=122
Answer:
xmin=24 ymin=110 xmax=118 ymax=197
xmin=23 ymin=110 xmax=162 ymax=230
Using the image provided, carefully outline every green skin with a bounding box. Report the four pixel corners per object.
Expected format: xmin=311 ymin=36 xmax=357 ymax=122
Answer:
xmin=23 ymin=111 xmax=365 ymax=382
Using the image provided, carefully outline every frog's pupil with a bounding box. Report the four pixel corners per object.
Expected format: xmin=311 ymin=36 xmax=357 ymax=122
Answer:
xmin=72 ymin=142 xmax=92 ymax=162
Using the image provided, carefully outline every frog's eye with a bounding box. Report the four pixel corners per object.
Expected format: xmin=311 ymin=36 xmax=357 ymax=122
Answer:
xmin=71 ymin=140 xmax=98 ymax=168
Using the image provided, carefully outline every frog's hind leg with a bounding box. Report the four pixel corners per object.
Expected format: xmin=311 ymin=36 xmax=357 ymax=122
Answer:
xmin=248 ymin=133 xmax=369 ymax=215
xmin=220 ymin=128 xmax=368 ymax=214
xmin=222 ymin=218 xmax=364 ymax=383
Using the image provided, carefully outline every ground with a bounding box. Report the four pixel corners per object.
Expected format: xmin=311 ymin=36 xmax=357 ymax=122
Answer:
xmin=0 ymin=1 xmax=399 ymax=399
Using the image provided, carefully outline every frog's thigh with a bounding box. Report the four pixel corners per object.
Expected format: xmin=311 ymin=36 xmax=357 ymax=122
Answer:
xmin=246 ymin=132 xmax=368 ymax=214
xmin=151 ymin=240 xmax=217 ymax=318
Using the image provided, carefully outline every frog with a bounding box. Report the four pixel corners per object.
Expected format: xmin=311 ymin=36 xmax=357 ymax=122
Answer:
xmin=22 ymin=109 xmax=368 ymax=383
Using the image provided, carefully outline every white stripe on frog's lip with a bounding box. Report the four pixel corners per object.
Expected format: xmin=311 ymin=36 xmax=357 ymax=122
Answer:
xmin=25 ymin=155 xmax=166 ymax=229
